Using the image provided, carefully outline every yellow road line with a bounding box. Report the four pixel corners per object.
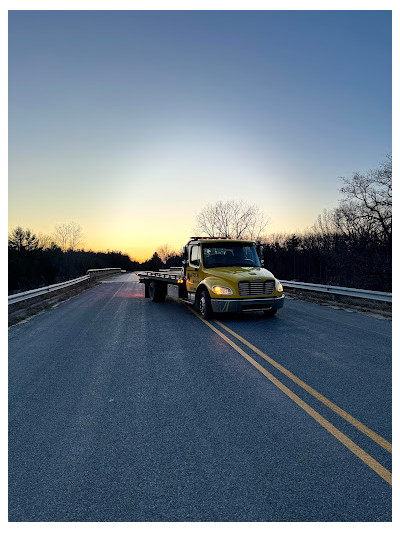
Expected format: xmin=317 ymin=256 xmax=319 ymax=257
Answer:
xmin=215 ymin=320 xmax=392 ymax=454
xmin=189 ymin=308 xmax=392 ymax=485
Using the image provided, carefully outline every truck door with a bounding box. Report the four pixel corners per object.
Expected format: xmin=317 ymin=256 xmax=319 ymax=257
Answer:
xmin=186 ymin=244 xmax=201 ymax=294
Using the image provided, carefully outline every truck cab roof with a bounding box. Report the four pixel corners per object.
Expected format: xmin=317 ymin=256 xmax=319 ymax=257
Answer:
xmin=187 ymin=237 xmax=256 ymax=246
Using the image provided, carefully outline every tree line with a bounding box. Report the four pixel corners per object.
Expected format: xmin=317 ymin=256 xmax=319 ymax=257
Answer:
xmin=260 ymin=155 xmax=391 ymax=291
xmin=8 ymin=223 xmax=183 ymax=294
xmin=195 ymin=155 xmax=392 ymax=291
xmin=261 ymin=227 xmax=391 ymax=291
xmin=9 ymin=155 xmax=391 ymax=293
xmin=8 ymin=236 xmax=137 ymax=294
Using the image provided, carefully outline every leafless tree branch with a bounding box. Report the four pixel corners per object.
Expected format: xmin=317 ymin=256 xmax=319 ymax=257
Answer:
xmin=195 ymin=200 xmax=269 ymax=240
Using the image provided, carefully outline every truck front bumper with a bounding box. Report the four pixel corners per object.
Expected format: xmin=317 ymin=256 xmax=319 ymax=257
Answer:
xmin=210 ymin=294 xmax=285 ymax=313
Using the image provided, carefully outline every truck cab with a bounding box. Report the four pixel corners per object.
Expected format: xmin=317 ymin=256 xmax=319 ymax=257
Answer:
xmin=183 ymin=237 xmax=284 ymax=318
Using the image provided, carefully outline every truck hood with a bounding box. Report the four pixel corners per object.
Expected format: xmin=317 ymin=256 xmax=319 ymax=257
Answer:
xmin=202 ymin=266 xmax=275 ymax=283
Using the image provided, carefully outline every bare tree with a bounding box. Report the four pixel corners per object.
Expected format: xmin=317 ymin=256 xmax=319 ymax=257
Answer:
xmin=311 ymin=209 xmax=336 ymax=237
xmin=330 ymin=202 xmax=377 ymax=240
xmin=68 ymin=221 xmax=85 ymax=251
xmin=195 ymin=200 xmax=269 ymax=240
xmin=262 ymin=232 xmax=290 ymax=246
xmin=307 ymin=155 xmax=392 ymax=246
xmin=157 ymin=243 xmax=175 ymax=263
xmin=36 ymin=232 xmax=54 ymax=250
xmin=53 ymin=223 xmax=69 ymax=251
xmin=338 ymin=154 xmax=392 ymax=242
xmin=53 ymin=222 xmax=85 ymax=251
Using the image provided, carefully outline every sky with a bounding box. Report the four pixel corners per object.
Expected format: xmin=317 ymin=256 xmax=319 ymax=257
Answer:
xmin=8 ymin=10 xmax=392 ymax=261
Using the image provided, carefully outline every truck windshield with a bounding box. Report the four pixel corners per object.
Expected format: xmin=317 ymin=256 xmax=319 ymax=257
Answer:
xmin=202 ymin=243 xmax=261 ymax=268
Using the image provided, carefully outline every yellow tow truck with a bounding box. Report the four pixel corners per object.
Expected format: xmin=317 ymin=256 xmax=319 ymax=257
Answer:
xmin=138 ymin=237 xmax=284 ymax=319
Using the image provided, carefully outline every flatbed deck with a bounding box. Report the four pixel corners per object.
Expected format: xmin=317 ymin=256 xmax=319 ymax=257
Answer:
xmin=137 ymin=269 xmax=184 ymax=285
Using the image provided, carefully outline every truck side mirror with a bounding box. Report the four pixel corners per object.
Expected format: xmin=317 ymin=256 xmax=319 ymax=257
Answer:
xmin=256 ymin=244 xmax=264 ymax=264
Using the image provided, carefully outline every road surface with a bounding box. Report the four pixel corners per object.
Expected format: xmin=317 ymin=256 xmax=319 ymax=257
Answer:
xmin=9 ymin=273 xmax=392 ymax=521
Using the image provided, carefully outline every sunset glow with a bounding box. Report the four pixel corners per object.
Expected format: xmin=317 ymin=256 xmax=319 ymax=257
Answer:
xmin=8 ymin=11 xmax=391 ymax=261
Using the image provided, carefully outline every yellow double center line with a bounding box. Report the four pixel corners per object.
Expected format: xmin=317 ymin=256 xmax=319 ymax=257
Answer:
xmin=189 ymin=308 xmax=392 ymax=485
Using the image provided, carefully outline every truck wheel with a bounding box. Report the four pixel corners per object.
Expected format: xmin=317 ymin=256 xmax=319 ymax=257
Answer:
xmin=198 ymin=289 xmax=213 ymax=320
xmin=263 ymin=309 xmax=277 ymax=317
xmin=149 ymin=281 xmax=166 ymax=303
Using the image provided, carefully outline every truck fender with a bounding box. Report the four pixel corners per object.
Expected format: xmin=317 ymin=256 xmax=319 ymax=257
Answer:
xmin=195 ymin=283 xmax=214 ymax=305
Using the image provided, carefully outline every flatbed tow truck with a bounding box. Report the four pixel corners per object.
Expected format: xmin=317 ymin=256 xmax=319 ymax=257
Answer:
xmin=138 ymin=237 xmax=285 ymax=319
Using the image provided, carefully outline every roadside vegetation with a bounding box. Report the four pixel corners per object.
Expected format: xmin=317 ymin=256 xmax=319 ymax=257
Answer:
xmin=9 ymin=155 xmax=391 ymax=294
xmin=195 ymin=155 xmax=391 ymax=292
xmin=7 ymin=225 xmax=182 ymax=294
xmin=261 ymin=154 xmax=391 ymax=291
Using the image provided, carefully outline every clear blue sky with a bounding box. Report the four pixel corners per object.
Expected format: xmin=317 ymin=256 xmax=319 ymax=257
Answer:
xmin=8 ymin=10 xmax=392 ymax=259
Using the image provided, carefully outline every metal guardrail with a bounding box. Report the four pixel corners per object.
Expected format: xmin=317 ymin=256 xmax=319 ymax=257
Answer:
xmin=280 ymin=280 xmax=392 ymax=303
xmin=9 ymin=271 xmax=390 ymax=306
xmin=8 ymin=268 xmax=123 ymax=305
xmin=8 ymin=275 xmax=90 ymax=304
xmin=136 ymin=272 xmax=391 ymax=303
xmin=87 ymin=268 xmax=122 ymax=276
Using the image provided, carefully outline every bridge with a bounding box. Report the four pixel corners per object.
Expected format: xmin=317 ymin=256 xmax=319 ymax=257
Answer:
xmin=8 ymin=272 xmax=392 ymax=521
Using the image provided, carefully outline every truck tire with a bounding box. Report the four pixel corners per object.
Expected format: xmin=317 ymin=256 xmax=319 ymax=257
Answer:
xmin=263 ymin=309 xmax=277 ymax=317
xmin=149 ymin=281 xmax=166 ymax=303
xmin=198 ymin=289 xmax=213 ymax=320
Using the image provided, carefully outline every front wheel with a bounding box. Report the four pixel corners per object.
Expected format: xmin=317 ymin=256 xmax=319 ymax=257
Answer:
xmin=198 ymin=289 xmax=213 ymax=320
xmin=263 ymin=309 xmax=277 ymax=317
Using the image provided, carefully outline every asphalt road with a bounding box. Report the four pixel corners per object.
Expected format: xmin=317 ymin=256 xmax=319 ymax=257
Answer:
xmin=8 ymin=273 xmax=392 ymax=521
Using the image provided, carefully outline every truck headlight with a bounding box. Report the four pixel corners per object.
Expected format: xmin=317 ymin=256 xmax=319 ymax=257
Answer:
xmin=277 ymin=281 xmax=283 ymax=292
xmin=212 ymin=285 xmax=233 ymax=295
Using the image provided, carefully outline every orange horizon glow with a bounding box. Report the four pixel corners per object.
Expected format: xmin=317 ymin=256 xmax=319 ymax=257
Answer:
xmin=7 ymin=208 xmax=326 ymax=264
xmin=9 ymin=11 xmax=391 ymax=272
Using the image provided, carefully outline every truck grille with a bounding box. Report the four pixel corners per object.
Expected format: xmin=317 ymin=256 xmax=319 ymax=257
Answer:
xmin=238 ymin=280 xmax=275 ymax=296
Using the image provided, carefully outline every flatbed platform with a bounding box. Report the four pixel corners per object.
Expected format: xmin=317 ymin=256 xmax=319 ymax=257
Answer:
xmin=137 ymin=270 xmax=185 ymax=285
